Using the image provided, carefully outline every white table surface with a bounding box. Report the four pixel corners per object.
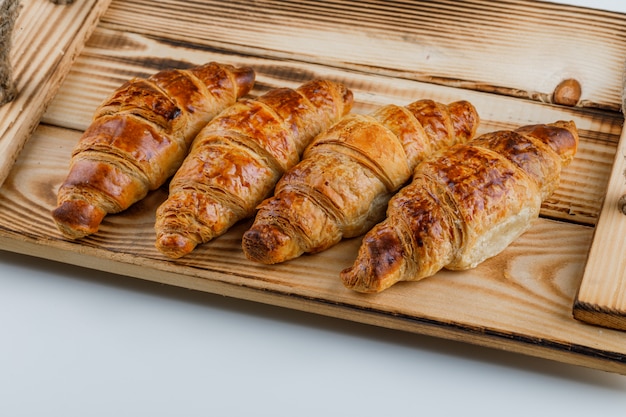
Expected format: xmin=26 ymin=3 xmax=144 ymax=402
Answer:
xmin=3 ymin=1 xmax=626 ymax=416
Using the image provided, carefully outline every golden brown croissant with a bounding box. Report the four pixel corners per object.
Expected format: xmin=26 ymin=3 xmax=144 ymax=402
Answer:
xmin=242 ymin=99 xmax=479 ymax=264
xmin=154 ymin=79 xmax=354 ymax=258
xmin=341 ymin=120 xmax=579 ymax=293
xmin=52 ymin=62 xmax=256 ymax=239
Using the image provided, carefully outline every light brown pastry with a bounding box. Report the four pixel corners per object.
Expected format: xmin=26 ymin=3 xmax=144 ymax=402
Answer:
xmin=341 ymin=121 xmax=579 ymax=293
xmin=155 ymin=79 xmax=354 ymax=258
xmin=242 ymin=99 xmax=479 ymax=264
xmin=52 ymin=62 xmax=256 ymax=239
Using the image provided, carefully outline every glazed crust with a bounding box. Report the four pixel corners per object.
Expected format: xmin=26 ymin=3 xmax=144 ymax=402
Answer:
xmin=340 ymin=120 xmax=579 ymax=293
xmin=52 ymin=62 xmax=256 ymax=239
xmin=242 ymin=99 xmax=479 ymax=264
xmin=154 ymin=79 xmax=354 ymax=258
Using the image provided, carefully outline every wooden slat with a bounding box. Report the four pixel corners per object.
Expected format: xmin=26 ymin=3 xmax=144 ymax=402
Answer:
xmin=98 ymin=0 xmax=626 ymax=111
xmin=574 ymin=127 xmax=626 ymax=329
xmin=0 ymin=0 xmax=112 ymax=187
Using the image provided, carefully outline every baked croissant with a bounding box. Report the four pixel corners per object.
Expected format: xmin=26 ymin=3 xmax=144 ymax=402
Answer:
xmin=341 ymin=120 xmax=579 ymax=293
xmin=52 ymin=62 xmax=256 ymax=239
xmin=242 ymin=99 xmax=479 ymax=264
xmin=154 ymin=79 xmax=354 ymax=258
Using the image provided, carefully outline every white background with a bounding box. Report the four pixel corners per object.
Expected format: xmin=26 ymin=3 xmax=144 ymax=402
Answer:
xmin=2 ymin=1 xmax=626 ymax=416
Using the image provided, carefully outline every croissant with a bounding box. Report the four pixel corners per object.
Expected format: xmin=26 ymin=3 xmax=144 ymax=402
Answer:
xmin=52 ymin=62 xmax=256 ymax=239
xmin=154 ymin=79 xmax=354 ymax=258
xmin=242 ymin=99 xmax=479 ymax=264
xmin=340 ymin=120 xmax=579 ymax=293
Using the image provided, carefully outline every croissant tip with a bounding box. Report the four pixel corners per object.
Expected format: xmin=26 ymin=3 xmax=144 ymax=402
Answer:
xmin=340 ymin=262 xmax=388 ymax=294
xmin=339 ymin=266 xmax=368 ymax=292
xmin=340 ymin=226 xmax=406 ymax=293
xmin=233 ymin=66 xmax=256 ymax=98
xmin=155 ymin=232 xmax=197 ymax=259
xmin=242 ymin=223 xmax=301 ymax=264
xmin=51 ymin=200 xmax=106 ymax=239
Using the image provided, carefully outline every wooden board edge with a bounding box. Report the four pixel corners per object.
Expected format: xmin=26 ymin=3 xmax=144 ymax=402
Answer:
xmin=1 ymin=234 xmax=625 ymax=375
xmin=573 ymin=301 xmax=626 ymax=331
xmin=0 ymin=0 xmax=113 ymax=187
xmin=574 ymin=123 xmax=626 ymax=331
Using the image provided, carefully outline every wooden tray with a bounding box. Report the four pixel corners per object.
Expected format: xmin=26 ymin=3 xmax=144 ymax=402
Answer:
xmin=2 ymin=0 xmax=626 ymax=374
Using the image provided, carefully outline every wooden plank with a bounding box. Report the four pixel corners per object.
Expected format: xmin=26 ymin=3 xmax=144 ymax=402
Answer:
xmin=2 ymin=0 xmax=626 ymax=374
xmin=574 ymin=126 xmax=626 ymax=330
xmin=98 ymin=0 xmax=626 ymax=111
xmin=0 ymin=0 xmax=112 ymax=187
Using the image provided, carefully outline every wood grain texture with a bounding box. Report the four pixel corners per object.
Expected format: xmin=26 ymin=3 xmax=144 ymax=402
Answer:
xmin=98 ymin=0 xmax=626 ymax=111
xmin=0 ymin=0 xmax=112 ymax=187
xmin=574 ymin=127 xmax=626 ymax=330
xmin=2 ymin=0 xmax=626 ymax=373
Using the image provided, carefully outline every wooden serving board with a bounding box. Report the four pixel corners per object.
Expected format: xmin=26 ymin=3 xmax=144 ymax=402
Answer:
xmin=2 ymin=0 xmax=626 ymax=374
